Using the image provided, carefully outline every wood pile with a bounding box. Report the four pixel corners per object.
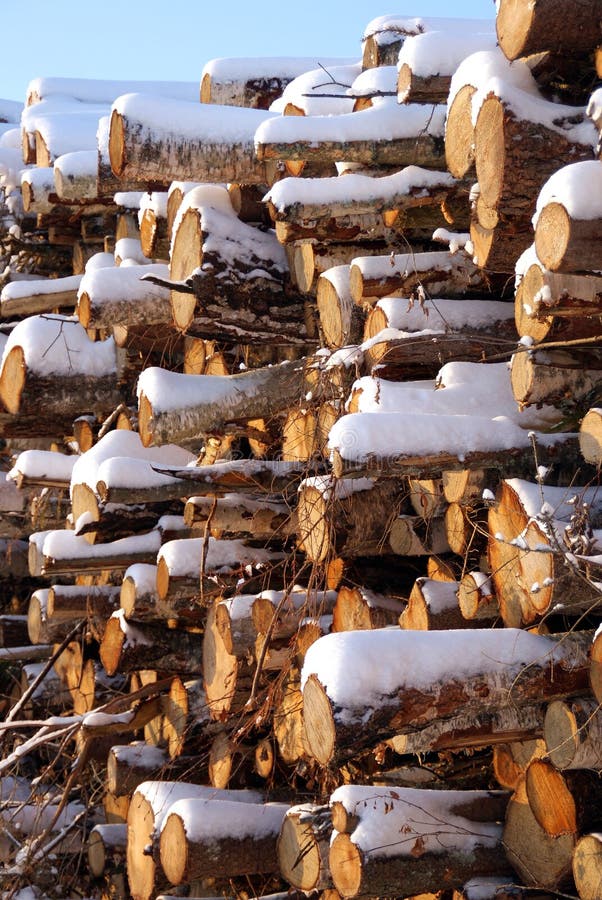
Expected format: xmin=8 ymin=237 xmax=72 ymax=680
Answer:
xmin=0 ymin=3 xmax=601 ymax=899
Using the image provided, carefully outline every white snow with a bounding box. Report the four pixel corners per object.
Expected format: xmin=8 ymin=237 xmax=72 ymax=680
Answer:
xmin=533 ymin=160 xmax=602 ymax=228
xmin=362 ymin=15 xmax=493 ymax=41
xmin=1 ymin=274 xmax=82 ymax=302
xmin=256 ymin=101 xmax=446 ymax=146
xmin=163 ymin=797 xmax=289 ymax=842
xmin=7 ymin=450 xmax=76 ymax=484
xmin=70 ymin=430 xmax=193 ymax=496
xmin=370 ymin=296 xmax=513 ymax=333
xmin=26 ymin=77 xmax=199 ymax=106
xmin=113 ymin=93 xmax=275 ymax=142
xmin=271 ymin=64 xmax=360 ymax=116
xmin=157 ymin=536 xmax=280 ymax=577
xmin=77 ymin=263 xmax=169 ymax=307
xmin=202 ymin=57 xmax=356 ymax=82
xmin=41 ymin=529 xmax=161 ymax=563
xmin=133 ymin=780 xmax=263 ymax=830
xmin=122 ymin=563 xmax=158 ymax=596
xmin=329 ymin=784 xmax=500 ymax=858
xmin=398 ymin=31 xmax=496 ymax=79
xmin=1 ymin=315 xmax=116 ymax=377
xmin=264 ymin=166 xmax=456 ymax=214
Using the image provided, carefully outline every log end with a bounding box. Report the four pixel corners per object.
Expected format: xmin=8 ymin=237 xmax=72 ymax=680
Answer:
xmin=99 ymin=615 xmax=125 ymax=677
xmin=573 ymin=833 xmax=602 ymax=900
xmin=138 ymin=392 xmax=154 ymax=447
xmin=159 ymin=811 xmax=188 ymax=885
xmin=496 ymin=0 xmax=535 ymax=61
xmin=277 ymin=810 xmax=323 ymax=891
xmin=534 ymin=202 xmax=571 ymax=272
xmin=445 ymin=84 xmax=477 ymax=180
xmin=526 ymin=758 xmax=577 ymax=836
xmin=544 ymin=700 xmax=578 ymax=770
xmin=580 ymin=408 xmax=602 ymax=465
xmin=329 ymin=831 xmax=362 ymax=898
xmin=0 ymin=345 xmax=26 ymax=415
xmin=302 ymin=673 xmax=336 ymax=766
xmin=108 ymin=109 xmax=127 ymax=177
xmin=475 ymin=94 xmax=506 ymax=209
xmin=297 ymin=485 xmax=330 ymax=564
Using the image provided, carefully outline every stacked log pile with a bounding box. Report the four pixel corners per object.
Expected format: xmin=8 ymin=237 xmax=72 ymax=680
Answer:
xmin=0 ymin=3 xmax=601 ymax=899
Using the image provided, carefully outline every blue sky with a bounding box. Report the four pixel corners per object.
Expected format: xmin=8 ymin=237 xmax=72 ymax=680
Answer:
xmin=2 ymin=0 xmax=494 ymax=103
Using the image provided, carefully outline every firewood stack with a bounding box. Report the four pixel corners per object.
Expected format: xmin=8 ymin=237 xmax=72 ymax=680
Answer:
xmin=0 ymin=2 xmax=600 ymax=899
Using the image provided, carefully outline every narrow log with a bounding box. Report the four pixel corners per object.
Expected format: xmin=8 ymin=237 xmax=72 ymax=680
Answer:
xmin=0 ymin=275 xmax=81 ymax=318
xmin=572 ymin=832 xmax=602 ymax=900
xmin=332 ymin=586 xmax=405 ymax=632
xmin=88 ymin=823 xmax=127 ymax=879
xmin=162 ymin=676 xmax=210 ymax=759
xmin=99 ymin=614 xmax=203 ymax=676
xmin=278 ymin=804 xmax=333 ymax=892
xmin=456 ymin=571 xmax=498 ymax=622
xmin=510 ymin=347 xmax=602 ymax=410
xmin=399 ymin=577 xmax=467 ymax=631
xmin=580 ymin=407 xmax=602 ymax=464
xmin=203 ymin=599 xmax=254 ymax=719
xmin=544 ymin=698 xmax=602 ymax=771
xmin=301 ymin=628 xmax=592 ymax=765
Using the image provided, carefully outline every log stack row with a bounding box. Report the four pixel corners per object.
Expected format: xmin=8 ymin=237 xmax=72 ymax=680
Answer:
xmin=0 ymin=2 xmax=600 ymax=899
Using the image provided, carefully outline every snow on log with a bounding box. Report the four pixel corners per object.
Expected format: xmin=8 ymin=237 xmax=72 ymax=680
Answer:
xmin=363 ymin=296 xmax=515 ymax=343
xmin=126 ymin=781 xmax=263 ymax=900
xmin=0 ymin=314 xmax=119 ymax=421
xmin=200 ymin=56 xmax=354 ymax=109
xmin=22 ymin=101 xmax=108 ymax=166
xmin=510 ymin=346 xmax=602 ymax=410
xmin=1 ymin=274 xmax=82 ymax=318
xmin=26 ymin=76 xmax=199 ymax=107
xmin=31 ymin=527 xmax=161 ymax=577
xmin=397 ymin=31 xmax=496 ymax=105
xmin=327 ymin=784 xmax=510 ymax=898
xmin=300 ymin=627 xmax=592 ymax=765
xmin=496 ymin=0 xmax=602 ymax=61
xmin=361 ymin=14 xmax=493 ymax=69
xmin=159 ymin=798 xmax=289 ymax=884
xmin=76 ymin=262 xmax=171 ymax=329
xmin=53 ymin=149 xmax=100 ymax=202
xmin=534 ymin=160 xmax=602 ymax=272
xmin=137 ymin=356 xmax=349 ymax=447
xmin=518 ymin=260 xmax=602 ymax=323
xmin=109 ymin=93 xmax=275 ymax=185
xmin=349 ymin=249 xmax=484 ymax=306
xmin=255 ymin=102 xmax=448 ymax=169
xmin=277 ymin=803 xmax=333 ymax=892
xmin=8 ymin=448 xmax=76 ymax=489
xmin=264 ymin=166 xmax=461 ymax=224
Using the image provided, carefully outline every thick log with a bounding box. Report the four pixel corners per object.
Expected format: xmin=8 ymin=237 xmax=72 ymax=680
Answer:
xmin=203 ymin=599 xmax=254 ymax=719
xmin=301 ymin=628 xmax=592 ymax=765
xmin=168 ymin=203 xmax=309 ymax=343
xmin=503 ymin=779 xmax=578 ymax=891
xmin=278 ymin=804 xmax=333 ymax=892
xmin=519 ymin=263 xmax=602 ymax=320
xmin=496 ymin=0 xmax=602 ymax=60
xmin=580 ymin=407 xmax=602 ymax=464
xmin=535 ymin=201 xmax=602 ymax=273
xmin=544 ymin=698 xmax=602 ymax=771
xmin=159 ymin=798 xmax=289 ymax=884
xmin=317 ymin=265 xmax=365 ymax=350
xmin=572 ymin=832 xmax=602 ymax=900
xmin=139 ymin=205 xmax=169 ymax=260
xmin=456 ymin=571 xmax=498 ymax=622
xmin=100 ymin=613 xmax=202 ymax=676
xmin=526 ymin=758 xmax=602 ymax=838
xmin=328 ymin=785 xmax=510 ymax=898
xmin=137 ymin=356 xmax=350 ymax=447
xmin=510 ymin=347 xmax=602 ymax=410
xmin=109 ymin=95 xmax=273 ymax=185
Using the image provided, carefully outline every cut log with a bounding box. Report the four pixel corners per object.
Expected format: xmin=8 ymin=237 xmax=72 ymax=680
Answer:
xmin=77 ymin=263 xmax=172 ymax=329
xmin=399 ymin=577 xmax=467 ymax=631
xmin=0 ymin=274 xmax=81 ymax=318
xmin=88 ymin=822 xmax=127 ymax=879
xmin=161 ymin=675 xmax=210 ymax=759
xmin=510 ymin=347 xmax=602 ymax=410
xmin=106 ymin=742 xmax=201 ymax=797
xmin=31 ymin=528 xmax=161 ymax=577
xmin=159 ymin=798 xmax=289 ymax=884
xmin=203 ymin=599 xmax=254 ymax=719
xmin=349 ymin=249 xmax=484 ymax=306
xmin=496 ymin=0 xmax=602 ymax=60
xmin=255 ymin=103 xmax=447 ymax=170
xmin=580 ymin=407 xmax=602 ymax=464
xmin=572 ymin=832 xmax=602 ymax=900
xmin=137 ymin=356 xmax=350 ymax=447
xmin=332 ymin=586 xmax=406 ymax=632
xmin=277 ymin=804 xmax=333 ymax=892
xmin=503 ymin=778 xmax=577 ymax=891
xmin=456 ymin=571 xmax=498 ymax=622
xmin=109 ymin=95 xmax=273 ymax=185
xmin=589 ymin=629 xmax=602 ymax=704
xmin=544 ymin=698 xmax=602 ymax=771
xmin=301 ymin=628 xmax=592 ymax=765
xmin=126 ymin=782 xmax=262 ymax=900
xmin=328 ymin=784 xmax=510 ymax=898
xmin=99 ymin=613 xmax=202 ymax=676
xmin=535 ymin=201 xmax=602 ymax=273
xmin=526 ymin=758 xmax=602 ymax=837
xmin=184 ymin=493 xmax=295 ymax=542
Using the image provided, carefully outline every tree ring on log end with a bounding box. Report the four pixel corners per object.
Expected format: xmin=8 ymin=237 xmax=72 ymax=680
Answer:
xmin=544 ymin=700 xmax=579 ymax=770
xmin=138 ymin=392 xmax=154 ymax=447
xmin=475 ymin=95 xmax=506 ymax=209
xmin=108 ymin=109 xmax=127 ymax=177
xmin=160 ymin=811 xmax=188 ymax=884
xmin=277 ymin=811 xmax=322 ymax=890
xmin=330 ymin=831 xmax=363 ymax=898
xmin=0 ymin=345 xmax=26 ymax=415
xmin=534 ymin=202 xmax=571 ymax=271
xmin=302 ymin=673 xmax=335 ymax=766
xmin=496 ymin=0 xmax=535 ymax=60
